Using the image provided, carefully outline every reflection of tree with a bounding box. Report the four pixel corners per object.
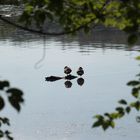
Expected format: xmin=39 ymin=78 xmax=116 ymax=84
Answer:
xmin=0 ymin=80 xmax=24 ymax=140
xmin=0 ymin=0 xmax=20 ymax=5
xmin=93 ymin=61 xmax=140 ymax=130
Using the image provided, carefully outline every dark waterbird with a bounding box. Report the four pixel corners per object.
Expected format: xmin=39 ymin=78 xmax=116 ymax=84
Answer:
xmin=77 ymin=67 xmax=84 ymax=76
xmin=64 ymin=66 xmax=72 ymax=75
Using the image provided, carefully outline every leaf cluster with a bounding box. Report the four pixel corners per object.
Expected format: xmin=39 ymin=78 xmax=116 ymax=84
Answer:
xmin=0 ymin=80 xmax=24 ymax=140
xmin=19 ymin=0 xmax=140 ymax=44
xmin=0 ymin=117 xmax=13 ymax=140
xmin=93 ymin=68 xmax=140 ymax=130
xmin=0 ymin=80 xmax=24 ymax=112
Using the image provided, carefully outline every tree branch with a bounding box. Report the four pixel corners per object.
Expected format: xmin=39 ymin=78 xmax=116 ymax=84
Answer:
xmin=0 ymin=15 xmax=96 ymax=36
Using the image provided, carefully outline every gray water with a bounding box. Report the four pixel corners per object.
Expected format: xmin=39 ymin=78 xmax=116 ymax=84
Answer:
xmin=0 ymin=20 xmax=140 ymax=140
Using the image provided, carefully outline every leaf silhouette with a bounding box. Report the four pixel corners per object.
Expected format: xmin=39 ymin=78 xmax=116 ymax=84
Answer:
xmin=131 ymin=101 xmax=140 ymax=111
xmin=0 ymin=81 xmax=10 ymax=90
xmin=0 ymin=96 xmax=5 ymax=111
xmin=0 ymin=117 xmax=10 ymax=126
xmin=92 ymin=120 xmax=102 ymax=128
xmin=5 ymin=131 xmax=13 ymax=140
xmin=118 ymin=99 xmax=127 ymax=105
xmin=135 ymin=56 xmax=140 ymax=60
xmin=116 ymin=107 xmax=124 ymax=113
xmin=127 ymin=81 xmax=140 ymax=86
xmin=132 ymin=88 xmax=139 ymax=98
xmin=6 ymin=88 xmax=24 ymax=112
xmin=0 ymin=130 xmax=4 ymax=138
xmin=125 ymin=106 xmax=131 ymax=114
xmin=102 ymin=121 xmax=109 ymax=131
xmin=7 ymin=135 xmax=13 ymax=140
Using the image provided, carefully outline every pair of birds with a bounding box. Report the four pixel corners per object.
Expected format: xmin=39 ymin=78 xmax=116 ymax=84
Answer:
xmin=64 ymin=66 xmax=84 ymax=76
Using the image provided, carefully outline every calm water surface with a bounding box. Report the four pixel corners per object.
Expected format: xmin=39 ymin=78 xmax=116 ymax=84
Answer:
xmin=0 ymin=25 xmax=140 ymax=140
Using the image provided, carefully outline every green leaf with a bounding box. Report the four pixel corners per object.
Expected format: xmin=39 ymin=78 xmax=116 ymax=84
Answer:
xmin=116 ymin=107 xmax=124 ymax=113
xmin=25 ymin=5 xmax=33 ymax=14
xmin=135 ymin=101 xmax=140 ymax=111
xmin=131 ymin=101 xmax=140 ymax=111
xmin=6 ymin=88 xmax=23 ymax=96
xmin=5 ymin=130 xmax=11 ymax=135
xmin=94 ymin=115 xmax=103 ymax=120
xmin=104 ymin=113 xmax=111 ymax=118
xmin=132 ymin=88 xmax=139 ymax=98
xmin=110 ymin=121 xmax=115 ymax=128
xmin=0 ymin=130 xmax=4 ymax=138
xmin=6 ymin=88 xmax=24 ymax=112
xmin=118 ymin=99 xmax=127 ymax=105
xmin=110 ymin=113 xmax=120 ymax=119
xmin=92 ymin=120 xmax=102 ymax=128
xmin=135 ymin=56 xmax=140 ymax=60
xmin=125 ymin=106 xmax=131 ymax=114
xmin=0 ymin=81 xmax=10 ymax=90
xmin=6 ymin=135 xmax=13 ymax=140
xmin=127 ymin=81 xmax=140 ymax=86
xmin=102 ymin=120 xmax=110 ymax=131
xmin=2 ymin=118 xmax=10 ymax=126
xmin=115 ymin=107 xmax=125 ymax=118
xmin=0 ymin=96 xmax=5 ymax=111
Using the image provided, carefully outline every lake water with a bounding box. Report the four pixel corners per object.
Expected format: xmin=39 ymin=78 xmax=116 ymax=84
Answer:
xmin=0 ymin=21 xmax=140 ymax=140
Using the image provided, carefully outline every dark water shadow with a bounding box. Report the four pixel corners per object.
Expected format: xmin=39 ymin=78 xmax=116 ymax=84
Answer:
xmin=45 ymin=75 xmax=85 ymax=88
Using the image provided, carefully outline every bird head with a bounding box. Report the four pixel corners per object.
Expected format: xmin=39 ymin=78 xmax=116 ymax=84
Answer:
xmin=79 ymin=67 xmax=83 ymax=70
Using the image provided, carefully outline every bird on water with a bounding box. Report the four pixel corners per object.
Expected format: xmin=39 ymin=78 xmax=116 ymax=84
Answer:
xmin=77 ymin=67 xmax=84 ymax=76
xmin=64 ymin=66 xmax=72 ymax=75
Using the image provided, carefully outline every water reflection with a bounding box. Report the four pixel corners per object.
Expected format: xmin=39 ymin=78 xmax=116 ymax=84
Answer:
xmin=64 ymin=80 xmax=72 ymax=88
xmin=46 ymin=75 xmax=85 ymax=88
xmin=77 ymin=78 xmax=85 ymax=86
xmin=64 ymin=77 xmax=85 ymax=88
xmin=34 ymin=37 xmax=46 ymax=69
xmin=0 ymin=80 xmax=24 ymax=140
xmin=0 ymin=19 xmax=140 ymax=52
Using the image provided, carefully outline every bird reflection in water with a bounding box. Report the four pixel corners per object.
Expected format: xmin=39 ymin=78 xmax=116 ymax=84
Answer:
xmin=46 ymin=76 xmax=85 ymax=88
xmin=77 ymin=77 xmax=85 ymax=86
xmin=64 ymin=78 xmax=85 ymax=88
xmin=64 ymin=80 xmax=73 ymax=88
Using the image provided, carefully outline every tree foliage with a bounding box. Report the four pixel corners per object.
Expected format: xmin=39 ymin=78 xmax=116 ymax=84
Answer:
xmin=19 ymin=0 xmax=140 ymax=44
xmin=0 ymin=80 xmax=24 ymax=140
xmin=93 ymin=57 xmax=140 ymax=131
